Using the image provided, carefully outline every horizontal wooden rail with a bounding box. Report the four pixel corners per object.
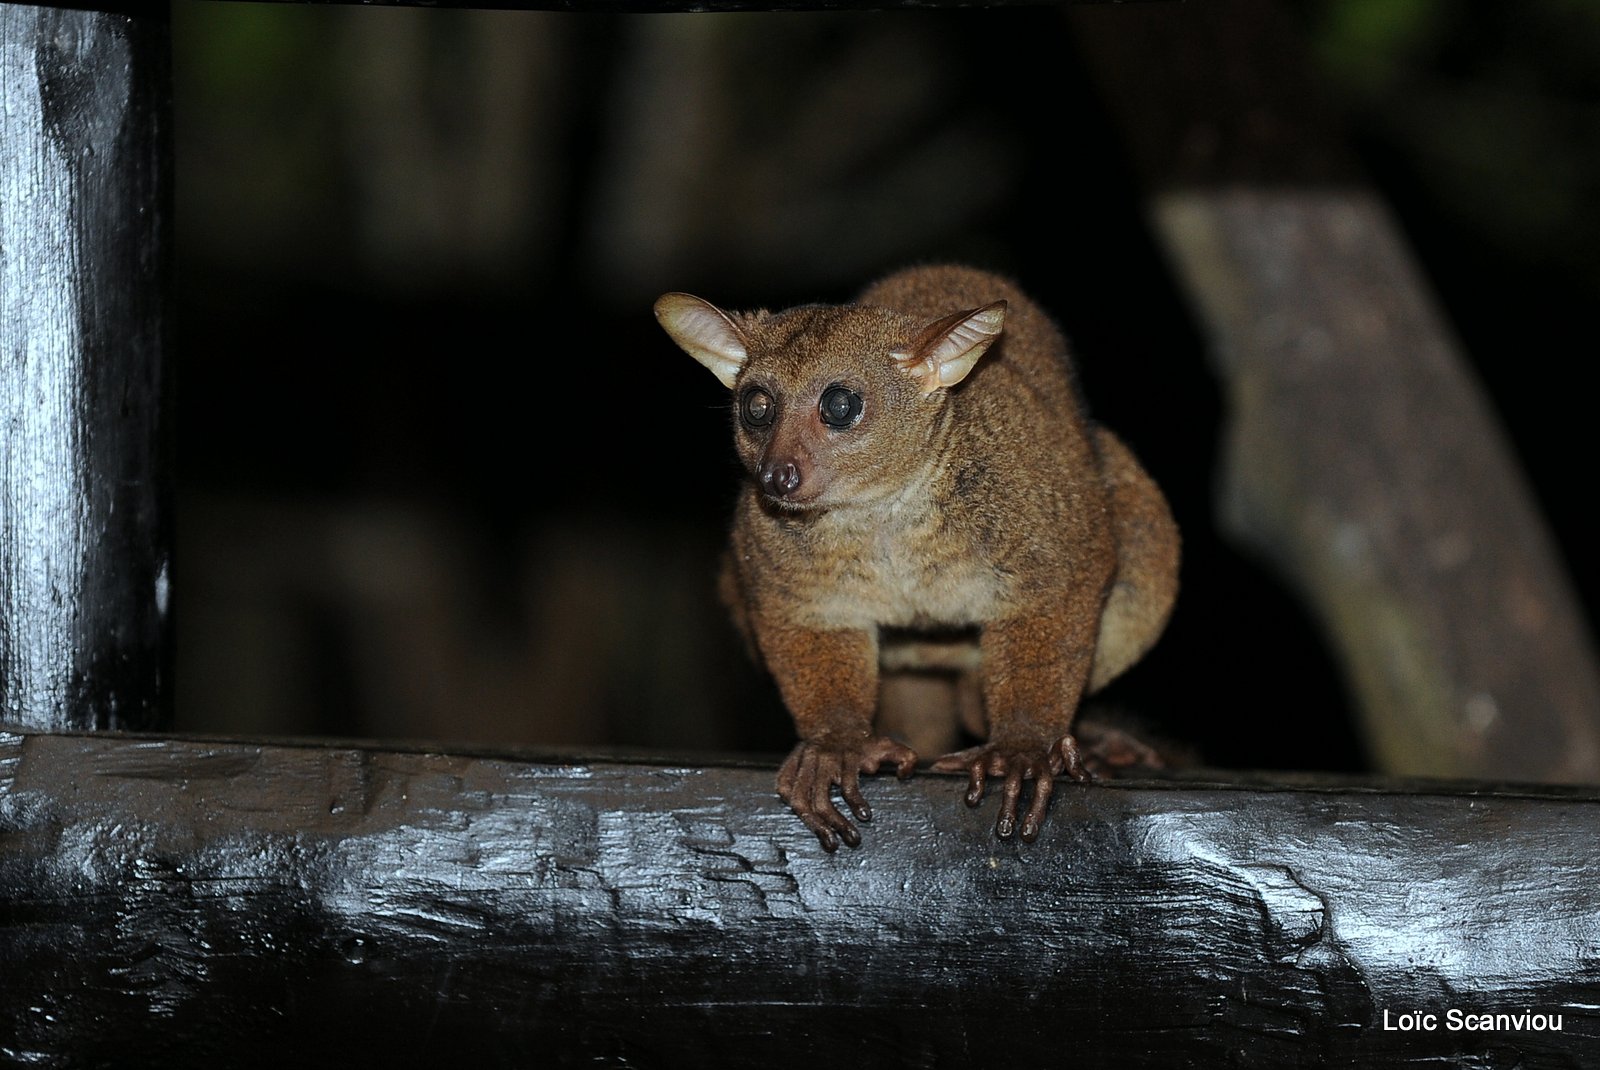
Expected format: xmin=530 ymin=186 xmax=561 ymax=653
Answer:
xmin=2 ymin=728 xmax=1597 ymax=1066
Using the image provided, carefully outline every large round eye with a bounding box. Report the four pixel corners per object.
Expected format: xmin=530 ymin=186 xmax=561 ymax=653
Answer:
xmin=740 ymin=388 xmax=775 ymax=428
xmin=819 ymin=385 xmax=863 ymax=429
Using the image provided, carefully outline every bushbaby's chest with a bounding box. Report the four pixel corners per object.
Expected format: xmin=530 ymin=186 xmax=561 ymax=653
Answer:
xmin=798 ymin=515 xmax=1008 ymax=631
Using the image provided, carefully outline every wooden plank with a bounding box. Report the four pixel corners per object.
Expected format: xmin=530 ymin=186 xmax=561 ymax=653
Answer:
xmin=3 ymin=729 xmax=1597 ymax=1065
xmin=0 ymin=6 xmax=172 ymax=731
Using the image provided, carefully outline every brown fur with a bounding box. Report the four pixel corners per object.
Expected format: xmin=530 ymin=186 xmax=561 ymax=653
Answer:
xmin=656 ymin=264 xmax=1179 ymax=849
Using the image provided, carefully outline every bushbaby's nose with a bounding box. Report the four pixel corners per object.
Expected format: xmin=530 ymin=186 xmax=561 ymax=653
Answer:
xmin=759 ymin=460 xmax=802 ymax=498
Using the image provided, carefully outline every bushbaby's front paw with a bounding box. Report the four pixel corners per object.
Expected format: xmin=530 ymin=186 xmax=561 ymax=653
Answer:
xmin=932 ymin=734 xmax=1092 ymax=842
xmin=776 ymin=734 xmax=918 ymax=852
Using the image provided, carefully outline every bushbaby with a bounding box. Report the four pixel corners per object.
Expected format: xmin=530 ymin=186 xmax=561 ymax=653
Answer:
xmin=655 ymin=265 xmax=1179 ymax=850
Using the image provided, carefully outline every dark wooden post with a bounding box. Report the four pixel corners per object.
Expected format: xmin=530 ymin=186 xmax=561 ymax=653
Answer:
xmin=0 ymin=3 xmax=172 ymax=731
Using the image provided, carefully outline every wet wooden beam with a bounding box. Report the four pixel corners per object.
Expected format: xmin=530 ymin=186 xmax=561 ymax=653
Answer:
xmin=0 ymin=4 xmax=173 ymax=731
xmin=3 ymin=729 xmax=1597 ymax=1066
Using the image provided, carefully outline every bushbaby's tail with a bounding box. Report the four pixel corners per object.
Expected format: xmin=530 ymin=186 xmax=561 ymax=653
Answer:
xmin=1088 ymin=428 xmax=1180 ymax=692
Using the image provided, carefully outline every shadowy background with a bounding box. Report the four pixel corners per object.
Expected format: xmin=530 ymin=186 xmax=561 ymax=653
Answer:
xmin=171 ymin=0 xmax=1600 ymax=772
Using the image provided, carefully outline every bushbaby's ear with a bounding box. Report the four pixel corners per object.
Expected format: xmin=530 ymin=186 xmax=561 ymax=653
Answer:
xmin=891 ymin=301 xmax=1007 ymax=393
xmin=654 ymin=293 xmax=749 ymax=390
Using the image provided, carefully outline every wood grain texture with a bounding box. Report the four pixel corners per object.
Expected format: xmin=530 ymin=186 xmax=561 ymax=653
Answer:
xmin=0 ymin=6 xmax=172 ymax=731
xmin=2 ymin=729 xmax=1597 ymax=1066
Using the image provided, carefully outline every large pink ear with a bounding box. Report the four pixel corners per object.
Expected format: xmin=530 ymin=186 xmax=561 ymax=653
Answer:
xmin=654 ymin=293 xmax=749 ymax=390
xmin=891 ymin=301 xmax=1007 ymax=393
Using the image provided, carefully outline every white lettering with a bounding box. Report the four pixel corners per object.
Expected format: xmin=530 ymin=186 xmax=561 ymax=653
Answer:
xmin=1445 ymin=1009 xmax=1563 ymax=1031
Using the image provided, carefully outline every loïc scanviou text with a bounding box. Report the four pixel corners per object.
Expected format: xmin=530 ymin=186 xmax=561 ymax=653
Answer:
xmin=1382 ymin=1009 xmax=1563 ymax=1032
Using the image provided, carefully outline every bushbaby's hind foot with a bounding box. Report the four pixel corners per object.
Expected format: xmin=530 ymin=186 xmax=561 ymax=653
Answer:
xmin=1074 ymin=720 xmax=1166 ymax=776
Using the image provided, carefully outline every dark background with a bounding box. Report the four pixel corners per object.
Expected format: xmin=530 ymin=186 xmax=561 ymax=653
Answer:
xmin=170 ymin=1 xmax=1600 ymax=773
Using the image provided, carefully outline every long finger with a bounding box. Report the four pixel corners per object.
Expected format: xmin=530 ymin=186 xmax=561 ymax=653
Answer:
xmin=931 ymin=746 xmax=979 ymax=774
xmin=1021 ymin=765 xmax=1053 ymax=842
xmin=858 ymin=740 xmax=912 ymax=779
xmin=890 ymin=744 xmax=918 ymax=779
xmin=996 ymin=763 xmax=1025 ymax=839
xmin=840 ymin=762 xmax=872 ymax=823
xmin=776 ymin=753 xmax=801 ymax=804
xmin=1056 ymin=735 xmax=1090 ymax=781
xmin=811 ymin=766 xmax=860 ymax=847
xmin=798 ymin=809 xmax=842 ymax=853
xmin=964 ymin=760 xmax=987 ymax=807
xmin=781 ymin=746 xmax=820 ymax=809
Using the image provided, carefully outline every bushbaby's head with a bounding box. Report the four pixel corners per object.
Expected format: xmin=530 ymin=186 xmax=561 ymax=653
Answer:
xmin=655 ymin=292 xmax=1006 ymax=511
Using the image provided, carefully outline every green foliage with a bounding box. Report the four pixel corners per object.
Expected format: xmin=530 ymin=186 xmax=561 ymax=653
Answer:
xmin=1309 ymin=0 xmax=1442 ymax=96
